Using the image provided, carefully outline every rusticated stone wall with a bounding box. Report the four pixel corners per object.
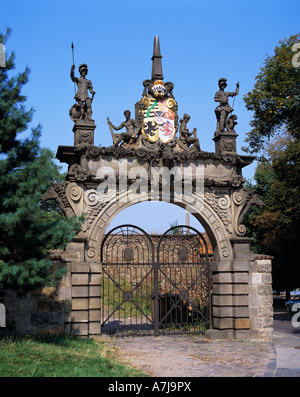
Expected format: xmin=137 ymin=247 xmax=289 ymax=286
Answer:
xmin=249 ymin=255 xmax=273 ymax=341
xmin=206 ymin=252 xmax=273 ymax=341
xmin=1 ymin=253 xmax=69 ymax=335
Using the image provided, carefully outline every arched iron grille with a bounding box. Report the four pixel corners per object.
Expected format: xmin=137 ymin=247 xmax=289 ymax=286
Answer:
xmin=101 ymin=224 xmax=211 ymax=336
xmin=155 ymin=225 xmax=212 ymax=335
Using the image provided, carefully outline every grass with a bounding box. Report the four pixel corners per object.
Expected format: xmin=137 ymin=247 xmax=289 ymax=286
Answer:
xmin=102 ymin=274 xmax=153 ymax=319
xmin=0 ymin=334 xmax=146 ymax=377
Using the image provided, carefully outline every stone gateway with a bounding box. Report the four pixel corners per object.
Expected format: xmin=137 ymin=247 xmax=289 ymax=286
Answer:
xmin=3 ymin=36 xmax=273 ymax=341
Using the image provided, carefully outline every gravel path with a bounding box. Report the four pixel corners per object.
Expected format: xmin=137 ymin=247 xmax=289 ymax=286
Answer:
xmin=110 ymin=335 xmax=276 ymax=377
xmin=94 ymin=310 xmax=300 ymax=377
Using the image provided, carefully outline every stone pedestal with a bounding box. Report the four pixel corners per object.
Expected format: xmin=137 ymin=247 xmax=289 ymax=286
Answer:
xmin=213 ymin=131 xmax=238 ymax=154
xmin=73 ymin=120 xmax=96 ymax=147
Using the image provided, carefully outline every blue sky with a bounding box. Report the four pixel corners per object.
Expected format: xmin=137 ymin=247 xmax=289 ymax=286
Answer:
xmin=2 ymin=0 xmax=299 ymax=233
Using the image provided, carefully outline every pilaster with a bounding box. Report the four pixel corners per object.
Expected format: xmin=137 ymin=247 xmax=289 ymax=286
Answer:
xmin=65 ymin=261 xmax=102 ymax=336
xmin=207 ymin=238 xmax=255 ymax=340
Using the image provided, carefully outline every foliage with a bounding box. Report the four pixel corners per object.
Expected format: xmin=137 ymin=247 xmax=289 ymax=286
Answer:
xmin=0 ymin=29 xmax=83 ymax=293
xmin=243 ymin=159 xmax=275 ymax=255
xmin=243 ymin=33 xmax=300 ymax=293
xmin=0 ymin=334 xmax=145 ymax=377
xmin=243 ymin=33 xmax=300 ymax=155
xmin=168 ymin=220 xmax=182 ymax=235
xmin=244 ymin=132 xmax=300 ymax=292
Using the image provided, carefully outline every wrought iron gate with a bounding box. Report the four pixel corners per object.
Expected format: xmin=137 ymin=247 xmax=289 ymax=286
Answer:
xmin=100 ymin=224 xmax=211 ymax=336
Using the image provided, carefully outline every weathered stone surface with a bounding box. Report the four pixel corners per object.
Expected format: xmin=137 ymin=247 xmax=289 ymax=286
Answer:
xmin=89 ymin=310 xmax=101 ymax=322
xmin=72 ymin=274 xmax=89 ymax=285
xmin=213 ymin=284 xmax=248 ymax=295
xmin=31 ymin=312 xmax=64 ymax=326
xmin=71 ymin=298 xmax=89 ymax=310
xmin=36 ymin=300 xmax=65 ymax=312
xmin=89 ymin=322 xmax=101 ymax=335
xmin=234 ymin=318 xmax=250 ymax=329
xmin=89 ymin=298 xmax=101 ymax=309
xmin=70 ymin=323 xmax=89 ymax=336
xmin=71 ymin=262 xmax=90 ymax=273
xmin=213 ymin=317 xmax=234 ymax=329
xmin=248 ymin=257 xmax=274 ymax=340
xmin=72 ymin=286 xmax=89 ymax=297
xmin=213 ymin=295 xmax=249 ymax=306
xmin=255 ymin=259 xmax=272 ymax=273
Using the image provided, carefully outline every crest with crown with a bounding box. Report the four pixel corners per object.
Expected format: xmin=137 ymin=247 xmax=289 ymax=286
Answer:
xmin=136 ymin=36 xmax=178 ymax=144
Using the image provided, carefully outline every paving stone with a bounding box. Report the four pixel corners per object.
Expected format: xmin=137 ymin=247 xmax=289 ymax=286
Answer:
xmin=111 ymin=336 xmax=277 ymax=377
xmin=105 ymin=320 xmax=300 ymax=377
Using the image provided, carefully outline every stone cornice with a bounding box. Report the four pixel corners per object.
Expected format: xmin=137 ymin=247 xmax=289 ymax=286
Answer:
xmin=57 ymin=144 xmax=255 ymax=168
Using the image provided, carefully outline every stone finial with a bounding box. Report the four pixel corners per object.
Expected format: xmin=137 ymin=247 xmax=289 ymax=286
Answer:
xmin=151 ymin=35 xmax=163 ymax=81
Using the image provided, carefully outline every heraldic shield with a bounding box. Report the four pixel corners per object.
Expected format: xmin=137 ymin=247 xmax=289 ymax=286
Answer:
xmin=140 ymin=94 xmax=178 ymax=144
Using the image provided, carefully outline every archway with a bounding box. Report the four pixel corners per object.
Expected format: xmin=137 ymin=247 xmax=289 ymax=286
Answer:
xmin=85 ymin=193 xmax=232 ymax=263
xmin=47 ymin=35 xmax=273 ymax=340
xmin=106 ymin=201 xmax=206 ymax=234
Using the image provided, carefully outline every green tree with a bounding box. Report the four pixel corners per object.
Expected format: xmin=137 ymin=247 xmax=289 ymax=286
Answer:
xmin=243 ymin=33 xmax=300 ymax=296
xmin=0 ymin=29 xmax=82 ymax=294
xmin=243 ymin=33 xmax=300 ymax=155
xmin=243 ymin=159 xmax=275 ymax=256
xmin=168 ymin=220 xmax=182 ymax=235
xmin=248 ymin=133 xmax=300 ymax=295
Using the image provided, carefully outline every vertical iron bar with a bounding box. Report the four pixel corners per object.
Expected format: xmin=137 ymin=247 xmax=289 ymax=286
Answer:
xmin=118 ymin=265 xmax=120 ymax=334
xmin=137 ymin=265 xmax=140 ymax=333
xmin=208 ymin=259 xmax=212 ymax=329
xmin=154 ymin=261 xmax=159 ymax=336
xmin=189 ymin=264 xmax=191 ymax=333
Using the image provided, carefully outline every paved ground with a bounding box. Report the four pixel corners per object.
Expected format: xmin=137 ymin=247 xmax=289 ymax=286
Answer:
xmin=106 ymin=310 xmax=300 ymax=377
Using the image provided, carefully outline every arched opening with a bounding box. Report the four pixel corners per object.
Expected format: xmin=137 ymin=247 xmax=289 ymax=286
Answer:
xmin=103 ymin=200 xmax=214 ymax=264
xmin=106 ymin=201 xmax=206 ymax=234
xmin=86 ymin=195 xmax=231 ymax=263
xmin=83 ymin=195 xmax=235 ymax=337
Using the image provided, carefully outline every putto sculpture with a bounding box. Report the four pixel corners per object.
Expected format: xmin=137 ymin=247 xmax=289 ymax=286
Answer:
xmin=214 ymin=78 xmax=239 ymax=133
xmin=69 ymin=63 xmax=96 ymax=122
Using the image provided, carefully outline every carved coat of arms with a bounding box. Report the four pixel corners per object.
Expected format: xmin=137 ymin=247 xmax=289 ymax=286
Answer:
xmin=138 ymin=80 xmax=178 ymax=143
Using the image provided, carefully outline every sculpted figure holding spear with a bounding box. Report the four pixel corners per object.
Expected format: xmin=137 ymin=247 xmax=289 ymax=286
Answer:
xmin=70 ymin=43 xmax=96 ymax=121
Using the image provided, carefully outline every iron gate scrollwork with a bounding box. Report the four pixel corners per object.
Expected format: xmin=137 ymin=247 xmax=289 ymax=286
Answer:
xmin=100 ymin=224 xmax=212 ymax=336
xmin=155 ymin=225 xmax=212 ymax=335
xmin=100 ymin=225 xmax=154 ymax=335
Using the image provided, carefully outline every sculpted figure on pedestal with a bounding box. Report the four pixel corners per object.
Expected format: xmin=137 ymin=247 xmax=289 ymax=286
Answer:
xmin=214 ymin=78 xmax=239 ymax=133
xmin=70 ymin=63 xmax=96 ymax=121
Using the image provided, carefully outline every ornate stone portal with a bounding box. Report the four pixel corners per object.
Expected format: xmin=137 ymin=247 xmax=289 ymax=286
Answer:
xmin=41 ymin=36 xmax=273 ymax=340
